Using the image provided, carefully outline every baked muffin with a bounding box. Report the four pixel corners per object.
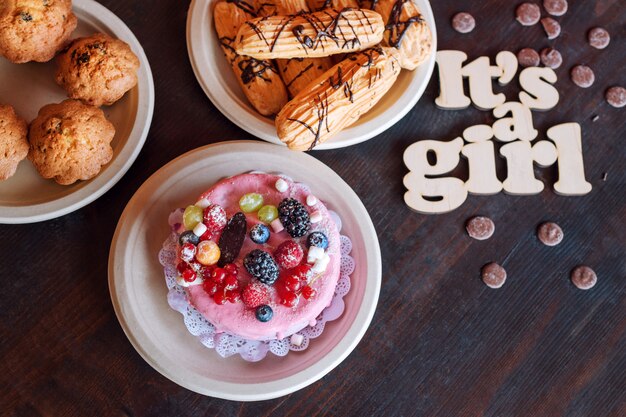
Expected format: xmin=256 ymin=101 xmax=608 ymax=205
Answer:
xmin=55 ymin=33 xmax=140 ymax=106
xmin=0 ymin=104 xmax=29 ymax=180
xmin=28 ymin=99 xmax=115 ymax=185
xmin=0 ymin=0 xmax=77 ymax=63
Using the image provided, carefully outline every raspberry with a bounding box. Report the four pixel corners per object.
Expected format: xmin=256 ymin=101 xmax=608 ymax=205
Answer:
xmin=244 ymin=249 xmax=279 ymax=285
xmin=274 ymin=240 xmax=304 ymax=269
xmin=278 ymin=198 xmax=311 ymax=238
xmin=203 ymin=204 xmax=227 ymax=231
xmin=242 ymin=283 xmax=270 ymax=308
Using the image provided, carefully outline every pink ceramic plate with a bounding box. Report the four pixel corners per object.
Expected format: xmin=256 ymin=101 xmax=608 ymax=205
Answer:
xmin=108 ymin=141 xmax=381 ymax=400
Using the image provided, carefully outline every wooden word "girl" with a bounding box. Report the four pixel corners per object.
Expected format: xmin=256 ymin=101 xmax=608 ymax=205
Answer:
xmin=403 ymin=50 xmax=592 ymax=214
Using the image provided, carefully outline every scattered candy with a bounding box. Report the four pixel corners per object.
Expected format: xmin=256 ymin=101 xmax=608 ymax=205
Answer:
xmin=278 ymin=198 xmax=311 ymax=238
xmin=307 ymin=231 xmax=328 ymax=249
xmin=310 ymin=210 xmax=322 ymax=224
xmin=605 ymin=86 xmax=626 ymax=108
xmin=183 ymin=205 xmax=204 ymax=230
xmin=481 ymin=262 xmax=507 ymax=288
xmin=306 ymin=195 xmax=318 ymax=206
xmin=250 ymin=223 xmax=271 ymax=244
xmin=255 ymin=305 xmax=274 ymax=322
xmin=588 ymin=27 xmax=610 ymax=49
xmin=516 ymin=3 xmax=541 ymax=26
xmin=540 ymin=47 xmax=563 ymax=69
xmin=239 ymin=193 xmax=264 ymax=213
xmin=540 ymin=17 xmax=561 ymax=39
xmin=570 ymin=266 xmax=597 ymax=290
xmin=537 ymin=222 xmax=564 ymax=246
xmin=571 ymin=65 xmax=595 ymax=88
xmin=180 ymin=243 xmax=197 ymax=262
xmin=195 ymin=198 xmax=211 ymax=209
xmin=290 ymin=333 xmax=304 ymax=346
xmin=517 ymin=48 xmax=540 ymax=67
xmin=179 ymin=230 xmax=200 ymax=246
xmin=203 ymin=204 xmax=227 ymax=231
xmin=270 ymin=218 xmax=284 ymax=233
xmin=312 ymin=253 xmax=331 ymax=274
xmin=244 ymin=249 xmax=279 ymax=284
xmin=196 ymin=240 xmax=221 ymax=265
xmin=275 ymin=178 xmax=289 ymax=192
xmin=274 ymin=240 xmax=304 ymax=269
xmin=543 ymin=0 xmax=567 ymax=16
xmin=307 ymin=246 xmax=325 ymax=263
xmin=451 ymin=12 xmax=475 ymax=34
xmin=192 ymin=222 xmax=207 ymax=237
xmin=217 ymin=212 xmax=247 ymax=266
xmin=466 ymin=216 xmax=495 ymax=240
xmin=258 ymin=205 xmax=278 ymax=223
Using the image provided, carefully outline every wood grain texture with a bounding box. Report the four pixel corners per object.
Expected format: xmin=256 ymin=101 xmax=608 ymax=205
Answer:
xmin=1 ymin=0 xmax=624 ymax=416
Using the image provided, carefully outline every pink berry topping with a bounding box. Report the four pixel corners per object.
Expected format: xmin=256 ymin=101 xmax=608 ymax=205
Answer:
xmin=203 ymin=204 xmax=227 ymax=232
xmin=242 ymin=282 xmax=270 ymax=308
xmin=274 ymin=240 xmax=304 ymax=269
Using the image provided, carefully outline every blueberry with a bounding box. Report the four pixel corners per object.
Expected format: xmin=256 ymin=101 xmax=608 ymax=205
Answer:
xmin=307 ymin=231 xmax=328 ymax=249
xmin=250 ymin=224 xmax=270 ymax=244
xmin=179 ymin=230 xmax=200 ymax=246
xmin=255 ymin=305 xmax=273 ymax=322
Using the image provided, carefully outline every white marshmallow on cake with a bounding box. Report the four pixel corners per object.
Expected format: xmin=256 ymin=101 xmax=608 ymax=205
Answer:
xmin=290 ymin=333 xmax=304 ymax=346
xmin=310 ymin=210 xmax=322 ymax=224
xmin=312 ymin=253 xmax=331 ymax=274
xmin=192 ymin=222 xmax=208 ymax=237
xmin=306 ymin=195 xmax=318 ymax=206
xmin=195 ymin=198 xmax=211 ymax=209
xmin=307 ymin=246 xmax=325 ymax=263
xmin=275 ymin=178 xmax=289 ymax=192
xmin=271 ymin=218 xmax=284 ymax=233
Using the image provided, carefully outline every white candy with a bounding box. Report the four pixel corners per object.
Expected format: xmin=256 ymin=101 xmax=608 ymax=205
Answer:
xmin=275 ymin=178 xmax=289 ymax=192
xmin=270 ymin=218 xmax=284 ymax=233
xmin=306 ymin=195 xmax=318 ymax=206
xmin=307 ymin=246 xmax=325 ymax=263
xmin=312 ymin=254 xmax=330 ymax=274
xmin=192 ymin=222 xmax=207 ymax=237
xmin=176 ymin=274 xmax=204 ymax=287
xmin=290 ymin=334 xmax=304 ymax=346
xmin=310 ymin=211 xmax=322 ymax=224
xmin=195 ymin=198 xmax=211 ymax=209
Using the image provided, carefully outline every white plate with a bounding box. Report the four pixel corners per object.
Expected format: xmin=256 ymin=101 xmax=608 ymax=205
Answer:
xmin=108 ymin=141 xmax=382 ymax=401
xmin=186 ymin=0 xmax=437 ymax=149
xmin=0 ymin=0 xmax=154 ymax=224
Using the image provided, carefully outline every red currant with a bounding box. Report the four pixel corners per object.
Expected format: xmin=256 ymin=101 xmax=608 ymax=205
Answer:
xmin=201 ymin=266 xmax=215 ymax=279
xmin=212 ymin=268 xmax=227 ymax=284
xmin=281 ymin=292 xmax=299 ymax=307
xmin=225 ymin=290 xmax=240 ymax=303
xmin=176 ymin=262 xmax=187 ymax=273
xmin=242 ymin=283 xmax=270 ymax=308
xmin=291 ymin=264 xmax=312 ymax=282
xmin=182 ymin=269 xmax=197 ymax=283
xmin=224 ymin=274 xmax=238 ymax=289
xmin=301 ymin=285 xmax=317 ymax=299
xmin=213 ymin=291 xmax=226 ymax=305
xmin=203 ymin=280 xmax=219 ymax=295
xmin=284 ymin=275 xmax=301 ymax=292
xmin=224 ymin=263 xmax=238 ymax=275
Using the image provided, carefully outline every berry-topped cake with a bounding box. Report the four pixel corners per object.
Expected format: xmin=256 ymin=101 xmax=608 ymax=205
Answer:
xmin=172 ymin=173 xmax=341 ymax=341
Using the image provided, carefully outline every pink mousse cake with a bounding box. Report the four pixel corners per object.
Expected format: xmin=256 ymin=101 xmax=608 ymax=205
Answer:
xmin=173 ymin=173 xmax=341 ymax=341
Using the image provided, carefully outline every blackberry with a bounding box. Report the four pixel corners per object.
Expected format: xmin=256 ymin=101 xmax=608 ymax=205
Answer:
xmin=249 ymin=224 xmax=270 ymax=244
xmin=278 ymin=198 xmax=310 ymax=238
xmin=244 ymin=249 xmax=279 ymax=285
xmin=179 ymin=230 xmax=200 ymax=246
xmin=306 ymin=231 xmax=328 ymax=249
xmin=255 ymin=305 xmax=273 ymax=322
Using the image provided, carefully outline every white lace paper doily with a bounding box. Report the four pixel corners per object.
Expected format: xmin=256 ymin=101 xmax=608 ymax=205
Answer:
xmin=159 ymin=209 xmax=354 ymax=362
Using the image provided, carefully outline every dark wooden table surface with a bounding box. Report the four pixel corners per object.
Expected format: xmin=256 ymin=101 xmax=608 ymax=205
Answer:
xmin=2 ymin=0 xmax=625 ymax=416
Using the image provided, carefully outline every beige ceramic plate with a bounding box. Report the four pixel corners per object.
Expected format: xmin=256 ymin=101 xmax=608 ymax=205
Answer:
xmin=108 ymin=141 xmax=382 ymax=400
xmin=0 ymin=0 xmax=154 ymax=224
xmin=186 ymin=0 xmax=437 ymax=149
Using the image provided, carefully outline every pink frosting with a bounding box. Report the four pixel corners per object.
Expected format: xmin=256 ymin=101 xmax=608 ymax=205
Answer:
xmin=184 ymin=173 xmax=341 ymax=341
